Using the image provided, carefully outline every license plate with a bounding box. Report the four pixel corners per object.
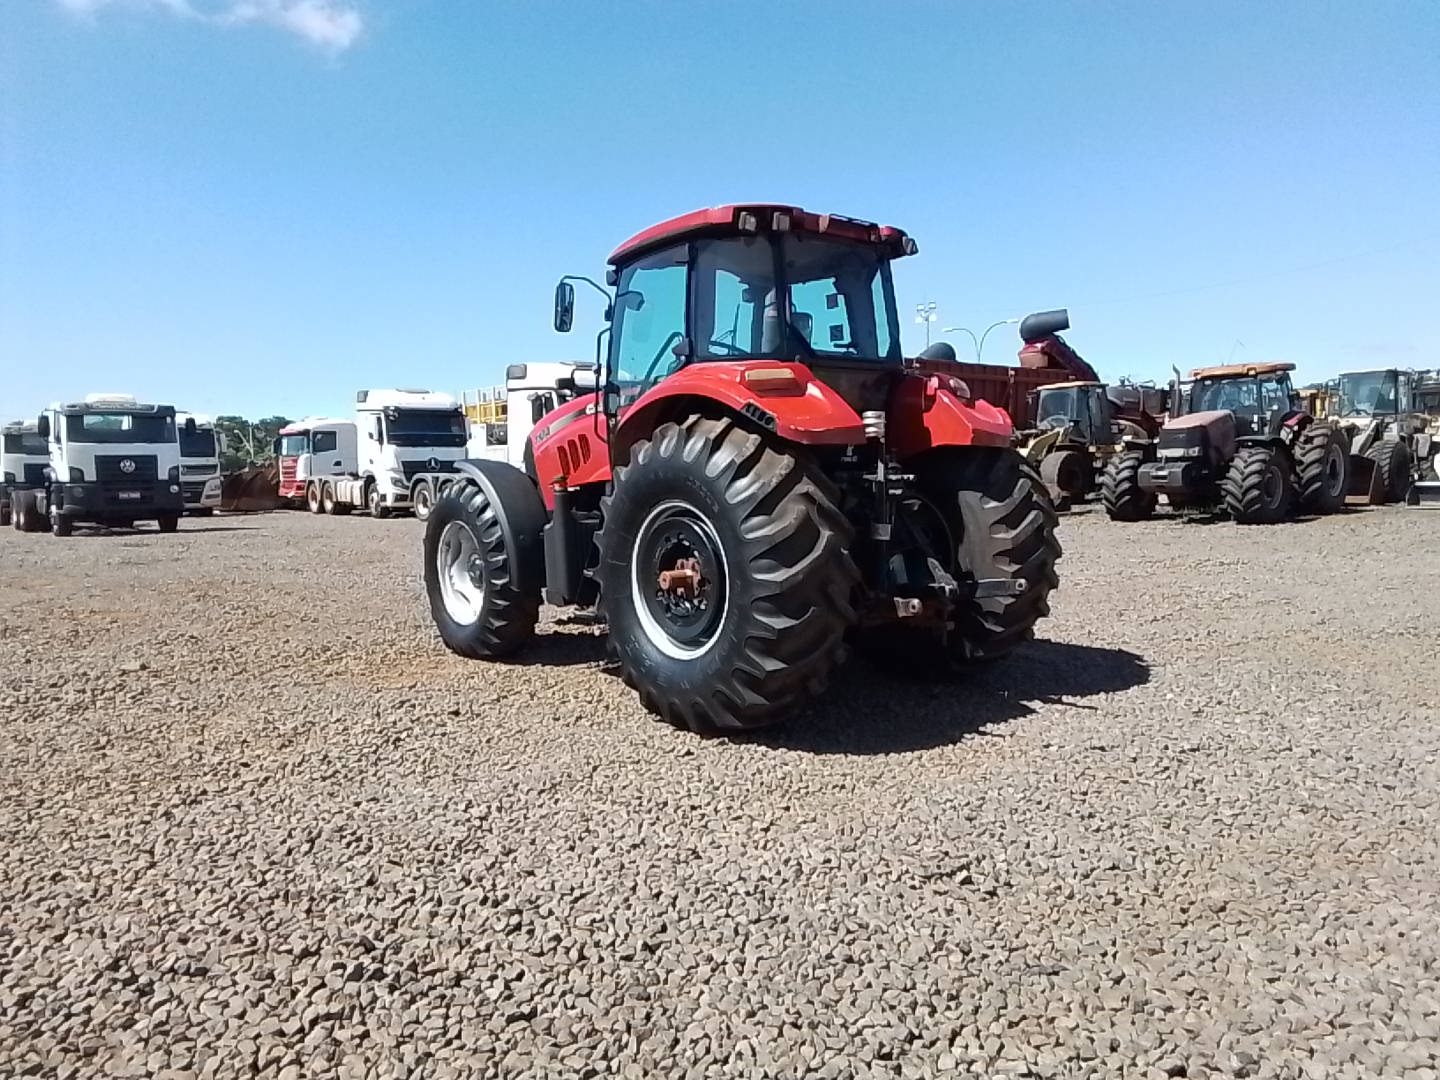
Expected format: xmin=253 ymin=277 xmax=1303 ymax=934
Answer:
xmin=117 ymin=491 xmax=141 ymax=500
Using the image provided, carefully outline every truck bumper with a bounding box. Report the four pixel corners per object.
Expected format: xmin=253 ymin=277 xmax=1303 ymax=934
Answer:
xmin=53 ymin=482 xmax=185 ymax=521
xmin=1138 ymin=460 xmax=1206 ymax=495
xmin=182 ymin=477 xmax=223 ymax=510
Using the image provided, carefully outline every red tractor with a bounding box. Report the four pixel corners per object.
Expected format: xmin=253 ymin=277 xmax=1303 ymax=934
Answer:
xmin=423 ymin=205 xmax=1062 ymax=733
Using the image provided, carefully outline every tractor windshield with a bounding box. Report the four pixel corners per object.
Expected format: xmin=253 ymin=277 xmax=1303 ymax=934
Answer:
xmin=1035 ymin=387 xmax=1082 ymax=429
xmin=277 ymin=433 xmax=310 ymax=456
xmin=1189 ymin=375 xmax=1292 ymax=417
xmin=1337 ymin=371 xmax=1398 ymax=417
xmin=692 ymin=235 xmax=900 ymax=364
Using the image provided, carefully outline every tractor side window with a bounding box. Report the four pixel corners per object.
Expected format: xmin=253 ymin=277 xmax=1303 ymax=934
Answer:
xmin=610 ymin=244 xmax=688 ymax=402
xmin=1259 ymin=377 xmax=1290 ymax=414
xmin=312 ymin=431 xmax=338 ymax=454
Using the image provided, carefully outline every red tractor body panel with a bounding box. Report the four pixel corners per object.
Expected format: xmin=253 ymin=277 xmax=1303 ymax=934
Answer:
xmin=529 ymin=393 xmax=607 ymax=507
xmin=889 ymin=374 xmax=1015 ymax=457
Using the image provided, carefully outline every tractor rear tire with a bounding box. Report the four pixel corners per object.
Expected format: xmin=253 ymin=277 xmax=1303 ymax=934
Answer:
xmin=1295 ymin=422 xmax=1349 ymax=514
xmin=1101 ymin=451 xmax=1156 ymax=521
xmin=596 ymin=415 xmax=858 ymax=735
xmin=1222 ymin=446 xmax=1293 ymax=524
xmin=424 ymin=478 xmax=543 ymax=659
xmin=1365 ymin=438 xmax=1411 ymax=504
xmin=1040 ymin=449 xmax=1090 ymax=502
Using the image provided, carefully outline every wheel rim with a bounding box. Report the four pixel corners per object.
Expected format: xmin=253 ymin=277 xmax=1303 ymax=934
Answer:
xmin=1324 ymin=445 xmax=1345 ymax=497
xmin=436 ymin=520 xmax=486 ymax=625
xmin=630 ymin=500 xmax=729 ymax=660
xmin=1262 ymin=464 xmax=1283 ymax=508
xmin=416 ymin=487 xmax=432 ymax=518
xmin=368 ymin=488 xmax=379 ymax=513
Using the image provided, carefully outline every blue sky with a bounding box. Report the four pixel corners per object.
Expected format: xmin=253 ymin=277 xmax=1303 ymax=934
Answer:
xmin=2 ymin=0 xmax=1438 ymax=421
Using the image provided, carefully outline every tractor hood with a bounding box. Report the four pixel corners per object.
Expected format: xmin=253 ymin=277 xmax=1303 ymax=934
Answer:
xmin=1161 ymin=409 xmax=1237 ymax=460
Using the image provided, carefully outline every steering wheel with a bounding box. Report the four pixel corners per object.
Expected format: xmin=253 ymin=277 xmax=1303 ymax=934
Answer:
xmin=639 ymin=332 xmax=685 ymax=385
xmin=1038 ymin=414 xmax=1071 ymax=431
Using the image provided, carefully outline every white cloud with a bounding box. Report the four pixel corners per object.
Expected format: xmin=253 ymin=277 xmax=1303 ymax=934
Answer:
xmin=53 ymin=0 xmax=364 ymax=52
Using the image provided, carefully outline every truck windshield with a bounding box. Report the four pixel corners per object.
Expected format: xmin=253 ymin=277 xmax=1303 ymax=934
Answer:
xmin=65 ymin=412 xmax=176 ymax=445
xmin=277 ymin=434 xmax=310 ymax=456
xmin=1036 ymin=387 xmax=1080 ymax=427
xmin=692 ymin=235 xmax=900 ymax=363
xmin=179 ymin=429 xmax=217 ymax=458
xmin=384 ymin=409 xmax=467 ymax=447
xmin=1337 ymin=371 xmax=1398 ymax=416
xmin=3 ymin=432 xmax=47 ymax=456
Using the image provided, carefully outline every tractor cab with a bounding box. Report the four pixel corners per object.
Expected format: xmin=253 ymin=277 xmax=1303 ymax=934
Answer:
xmin=1185 ymin=362 xmax=1299 ymax=438
xmin=554 ymin=205 xmax=915 ymax=426
xmin=1034 ymin=381 xmax=1114 ymax=448
xmin=1335 ymin=368 xmax=1411 ymax=420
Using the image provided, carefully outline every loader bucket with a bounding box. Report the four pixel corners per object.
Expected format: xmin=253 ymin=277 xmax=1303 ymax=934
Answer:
xmin=220 ymin=464 xmax=281 ymax=512
xmin=1346 ymin=454 xmax=1385 ymax=504
xmin=1410 ymin=481 xmax=1440 ymax=507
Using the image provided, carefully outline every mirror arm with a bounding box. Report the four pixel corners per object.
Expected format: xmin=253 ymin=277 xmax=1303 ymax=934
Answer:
xmin=563 ymin=275 xmax=612 ymax=305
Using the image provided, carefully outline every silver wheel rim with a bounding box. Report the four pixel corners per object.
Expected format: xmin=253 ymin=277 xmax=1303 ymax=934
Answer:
xmin=437 ymin=520 xmax=485 ymax=625
xmin=415 ymin=487 xmax=432 ymax=519
xmin=630 ymin=499 xmax=729 ymax=660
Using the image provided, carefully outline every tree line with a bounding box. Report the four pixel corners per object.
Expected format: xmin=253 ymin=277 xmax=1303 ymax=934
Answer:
xmin=214 ymin=415 xmax=292 ymax=472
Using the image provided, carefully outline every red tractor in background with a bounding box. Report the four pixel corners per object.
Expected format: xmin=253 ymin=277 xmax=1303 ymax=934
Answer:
xmin=423 ymin=205 xmax=1062 ymax=734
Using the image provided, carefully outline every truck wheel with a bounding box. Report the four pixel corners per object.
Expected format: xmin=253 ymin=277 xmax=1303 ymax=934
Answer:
xmin=1039 ymin=449 xmax=1090 ymax=502
xmin=367 ymin=482 xmax=391 ymax=519
xmin=0 ymin=503 xmax=9 ymax=527
xmin=306 ymin=482 xmax=323 ymax=514
xmin=1223 ymin=446 xmax=1293 ymax=524
xmin=1365 ymin=438 xmax=1411 ymax=504
xmin=157 ymin=516 xmax=180 ymax=533
xmin=1295 ymin=422 xmax=1349 ymax=514
xmin=1101 ymin=450 xmax=1156 ymax=521
xmin=413 ymin=480 xmax=435 ymax=522
xmin=596 ymin=415 xmax=858 ymax=735
xmin=52 ymin=510 xmax=73 ymax=537
xmin=424 ymin=479 xmax=541 ymax=659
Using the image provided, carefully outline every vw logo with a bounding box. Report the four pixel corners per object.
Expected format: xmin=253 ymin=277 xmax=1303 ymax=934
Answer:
xmin=119 ymin=459 xmax=136 ymax=474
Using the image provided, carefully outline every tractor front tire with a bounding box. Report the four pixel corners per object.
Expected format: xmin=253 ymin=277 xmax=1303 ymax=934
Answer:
xmin=1101 ymin=451 xmax=1156 ymax=521
xmin=424 ymin=479 xmax=542 ymax=659
xmin=1365 ymin=438 xmax=1411 ymax=504
xmin=1295 ymin=422 xmax=1349 ymax=514
xmin=1222 ymin=446 xmax=1293 ymax=524
xmin=597 ymin=415 xmax=858 ymax=735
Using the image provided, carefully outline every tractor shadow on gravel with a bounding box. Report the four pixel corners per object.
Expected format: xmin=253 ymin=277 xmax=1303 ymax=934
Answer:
xmin=749 ymin=640 xmax=1151 ymax=755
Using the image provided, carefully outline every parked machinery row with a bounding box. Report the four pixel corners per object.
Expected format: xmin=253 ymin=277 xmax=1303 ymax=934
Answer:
xmin=5 ymin=394 xmax=222 ymax=536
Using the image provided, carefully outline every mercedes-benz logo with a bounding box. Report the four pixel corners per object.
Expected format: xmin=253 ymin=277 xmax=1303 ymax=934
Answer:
xmin=119 ymin=458 xmax=136 ymax=474
xmin=428 ymin=457 xmax=439 ymax=470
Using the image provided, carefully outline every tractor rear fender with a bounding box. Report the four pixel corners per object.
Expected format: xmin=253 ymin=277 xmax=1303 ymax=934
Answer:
xmin=888 ymin=372 xmax=1014 ymax=459
xmin=451 ymin=458 xmax=549 ymax=597
xmin=611 ymin=362 xmax=866 ymax=461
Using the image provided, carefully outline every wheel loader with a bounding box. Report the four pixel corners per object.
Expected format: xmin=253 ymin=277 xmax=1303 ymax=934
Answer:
xmin=1330 ymin=368 xmax=1432 ymax=504
xmin=421 ymin=203 xmax=1062 ymax=735
xmin=1101 ymin=362 xmax=1348 ymax=524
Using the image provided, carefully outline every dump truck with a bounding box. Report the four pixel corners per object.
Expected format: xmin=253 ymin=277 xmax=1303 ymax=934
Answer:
xmin=1 ymin=420 xmax=48 ymax=527
xmin=423 ymin=202 xmax=1061 ymax=735
xmin=11 ymin=393 xmax=188 ymax=535
xmin=1101 ymin=362 xmax=1348 ymax=524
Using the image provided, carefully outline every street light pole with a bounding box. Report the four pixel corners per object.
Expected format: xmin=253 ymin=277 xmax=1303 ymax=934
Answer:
xmin=942 ymin=317 xmax=1019 ymax=362
xmin=914 ymin=302 xmax=939 ymax=348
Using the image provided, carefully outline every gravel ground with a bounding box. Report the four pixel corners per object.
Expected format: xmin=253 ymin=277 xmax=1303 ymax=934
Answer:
xmin=2 ymin=506 xmax=1438 ymax=1080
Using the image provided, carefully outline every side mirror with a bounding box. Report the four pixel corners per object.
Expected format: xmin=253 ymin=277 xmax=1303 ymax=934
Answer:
xmin=183 ymin=417 xmax=198 ymax=436
xmin=36 ymin=414 xmax=50 ymax=441
xmin=554 ymin=281 xmax=575 ymax=333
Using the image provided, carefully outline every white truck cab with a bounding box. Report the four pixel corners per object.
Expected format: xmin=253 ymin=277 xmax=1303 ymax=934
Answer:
xmin=463 ymin=362 xmax=599 ymax=470
xmin=176 ymin=412 xmax=225 ymax=515
xmin=275 ymin=417 xmax=360 ymax=506
xmin=1 ymin=420 xmax=49 ymax=527
xmin=11 ymin=393 xmax=188 ymax=536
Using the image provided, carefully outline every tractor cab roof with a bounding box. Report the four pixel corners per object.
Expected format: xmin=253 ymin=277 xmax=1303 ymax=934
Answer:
xmin=1189 ymin=362 xmax=1295 ymax=380
xmin=609 ymin=204 xmax=917 ymax=265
